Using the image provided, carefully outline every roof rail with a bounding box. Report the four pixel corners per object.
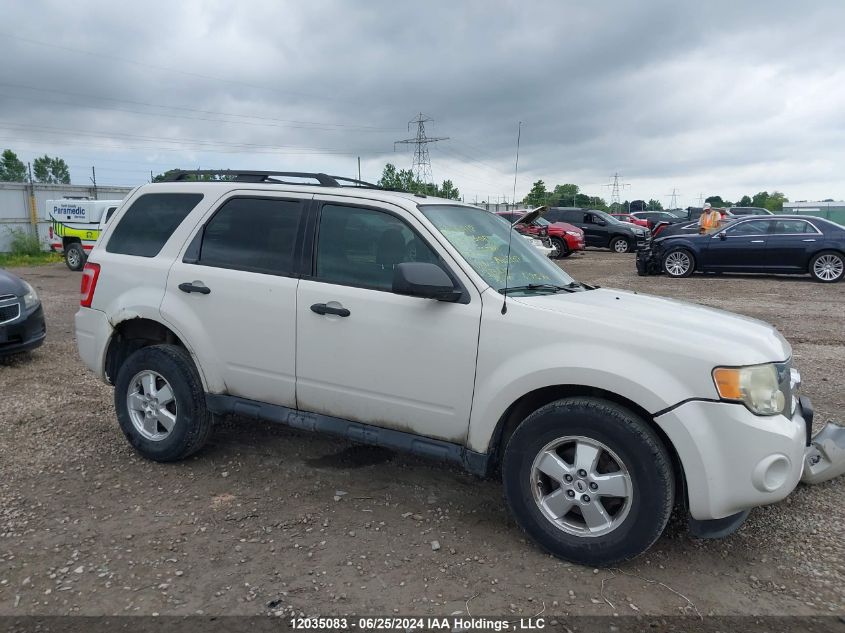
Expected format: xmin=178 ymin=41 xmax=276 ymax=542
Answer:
xmin=161 ymin=170 xmax=384 ymax=189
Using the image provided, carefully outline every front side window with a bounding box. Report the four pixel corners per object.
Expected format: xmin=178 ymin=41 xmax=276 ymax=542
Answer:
xmin=107 ymin=193 xmax=203 ymax=257
xmin=727 ymin=219 xmax=772 ymax=236
xmin=315 ymin=204 xmax=440 ymax=291
xmin=419 ymin=204 xmax=575 ymax=293
xmin=198 ymin=197 xmax=305 ymax=275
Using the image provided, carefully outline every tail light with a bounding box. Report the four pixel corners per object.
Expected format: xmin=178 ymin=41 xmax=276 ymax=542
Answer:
xmin=80 ymin=263 xmax=101 ymax=308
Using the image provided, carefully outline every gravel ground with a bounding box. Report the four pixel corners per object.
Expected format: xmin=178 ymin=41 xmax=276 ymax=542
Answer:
xmin=0 ymin=253 xmax=843 ymax=618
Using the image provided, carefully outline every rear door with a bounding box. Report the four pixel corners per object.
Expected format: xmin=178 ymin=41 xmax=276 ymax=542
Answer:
xmin=764 ymin=219 xmax=822 ymax=271
xmin=295 ymin=197 xmax=482 ymax=442
xmin=701 ymin=218 xmax=773 ymax=270
xmin=161 ymin=193 xmax=309 ymax=407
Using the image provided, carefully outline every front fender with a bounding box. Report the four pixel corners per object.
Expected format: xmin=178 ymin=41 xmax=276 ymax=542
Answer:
xmin=466 ymin=341 xmax=700 ymax=453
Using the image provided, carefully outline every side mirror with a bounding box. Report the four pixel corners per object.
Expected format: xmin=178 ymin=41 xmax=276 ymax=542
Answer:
xmin=595 ymin=219 xmax=606 ymax=226
xmin=718 ymin=232 xmax=727 ymax=240
xmin=393 ymin=262 xmax=462 ymax=302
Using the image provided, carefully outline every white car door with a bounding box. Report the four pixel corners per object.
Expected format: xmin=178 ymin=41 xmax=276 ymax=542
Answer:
xmin=160 ymin=193 xmax=310 ymax=406
xmin=295 ymin=197 xmax=482 ymax=443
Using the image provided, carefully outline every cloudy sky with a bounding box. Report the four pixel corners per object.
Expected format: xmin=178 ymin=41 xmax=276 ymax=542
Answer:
xmin=1 ymin=0 xmax=844 ymax=206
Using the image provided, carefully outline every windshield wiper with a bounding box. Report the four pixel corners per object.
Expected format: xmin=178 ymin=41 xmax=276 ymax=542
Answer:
xmin=499 ymin=283 xmax=577 ymax=295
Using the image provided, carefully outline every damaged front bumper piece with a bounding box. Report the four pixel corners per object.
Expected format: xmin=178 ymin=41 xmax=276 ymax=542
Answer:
xmin=802 ymin=422 xmax=845 ymax=485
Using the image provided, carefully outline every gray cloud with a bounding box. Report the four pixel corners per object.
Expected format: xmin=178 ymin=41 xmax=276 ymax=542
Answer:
xmin=0 ymin=0 xmax=843 ymax=205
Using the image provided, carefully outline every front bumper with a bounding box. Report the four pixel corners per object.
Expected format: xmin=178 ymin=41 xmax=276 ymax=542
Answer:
xmin=655 ymin=398 xmax=809 ymax=521
xmin=0 ymin=302 xmax=46 ymax=357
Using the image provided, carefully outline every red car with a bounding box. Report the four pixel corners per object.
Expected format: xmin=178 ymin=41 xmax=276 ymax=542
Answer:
xmin=611 ymin=213 xmax=649 ymax=228
xmin=497 ymin=210 xmax=585 ymax=258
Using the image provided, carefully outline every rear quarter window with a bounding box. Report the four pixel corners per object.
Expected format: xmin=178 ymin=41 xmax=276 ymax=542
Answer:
xmin=107 ymin=193 xmax=204 ymax=257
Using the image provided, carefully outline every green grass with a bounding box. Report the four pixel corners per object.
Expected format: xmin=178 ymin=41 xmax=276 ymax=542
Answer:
xmin=0 ymin=252 xmax=63 ymax=268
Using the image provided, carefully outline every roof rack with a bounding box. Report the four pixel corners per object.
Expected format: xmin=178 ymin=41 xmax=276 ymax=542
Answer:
xmin=162 ymin=170 xmax=384 ymax=189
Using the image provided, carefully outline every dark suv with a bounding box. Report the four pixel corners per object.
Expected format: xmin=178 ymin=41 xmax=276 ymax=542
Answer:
xmin=546 ymin=208 xmax=648 ymax=253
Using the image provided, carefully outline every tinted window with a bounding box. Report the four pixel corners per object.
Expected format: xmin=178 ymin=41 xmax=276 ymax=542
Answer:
xmin=772 ymin=220 xmax=814 ymax=235
xmin=107 ymin=193 xmax=203 ymax=257
xmin=316 ymin=204 xmax=440 ymax=291
xmin=104 ymin=207 xmax=117 ymax=223
xmin=728 ymin=219 xmax=772 ymax=235
xmin=199 ymin=197 xmax=305 ymax=275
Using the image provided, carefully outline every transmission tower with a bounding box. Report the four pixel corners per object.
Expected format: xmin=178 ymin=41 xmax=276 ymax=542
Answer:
xmin=666 ymin=188 xmax=680 ymax=209
xmin=394 ymin=113 xmax=448 ymax=184
xmin=603 ymin=173 xmax=630 ymax=207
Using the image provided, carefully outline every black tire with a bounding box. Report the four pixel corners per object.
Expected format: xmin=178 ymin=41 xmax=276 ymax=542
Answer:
xmin=662 ymin=248 xmax=695 ymax=278
xmin=609 ymin=236 xmax=631 ymax=254
xmin=503 ymin=397 xmax=674 ymax=567
xmin=114 ymin=344 xmax=213 ymax=462
xmin=809 ymin=250 xmax=844 ymax=283
xmin=551 ymin=237 xmax=569 ymax=259
xmin=64 ymin=243 xmax=86 ymax=271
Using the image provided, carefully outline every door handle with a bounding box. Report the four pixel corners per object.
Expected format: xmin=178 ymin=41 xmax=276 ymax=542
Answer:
xmin=310 ymin=303 xmax=350 ymax=317
xmin=750 ymin=240 xmax=765 ymax=243
xmin=178 ymin=281 xmax=211 ymax=294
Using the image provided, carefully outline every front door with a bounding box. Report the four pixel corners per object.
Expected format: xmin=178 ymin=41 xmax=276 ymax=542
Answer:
xmin=702 ymin=218 xmax=773 ymax=271
xmin=578 ymin=212 xmax=605 ymax=247
xmin=295 ymin=198 xmax=482 ymax=443
xmin=161 ymin=194 xmax=309 ymax=407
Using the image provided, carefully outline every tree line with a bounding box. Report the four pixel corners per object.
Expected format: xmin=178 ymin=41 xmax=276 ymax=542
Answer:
xmin=0 ymin=149 xmax=71 ymax=184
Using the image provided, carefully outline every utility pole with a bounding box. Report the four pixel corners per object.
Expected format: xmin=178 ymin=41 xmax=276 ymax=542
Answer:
xmin=603 ymin=172 xmax=630 ymax=209
xmin=27 ymin=162 xmax=37 ymax=237
xmin=697 ymin=193 xmax=705 ymax=206
xmin=394 ymin=113 xmax=448 ymax=186
xmin=90 ymin=166 xmax=98 ymax=200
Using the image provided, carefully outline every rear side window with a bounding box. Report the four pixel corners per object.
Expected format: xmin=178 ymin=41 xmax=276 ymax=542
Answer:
xmin=107 ymin=193 xmax=203 ymax=257
xmin=198 ymin=197 xmax=305 ymax=275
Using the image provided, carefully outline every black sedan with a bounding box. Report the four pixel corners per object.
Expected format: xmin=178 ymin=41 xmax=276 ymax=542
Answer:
xmin=637 ymin=215 xmax=845 ymax=282
xmin=0 ymin=269 xmax=46 ymax=357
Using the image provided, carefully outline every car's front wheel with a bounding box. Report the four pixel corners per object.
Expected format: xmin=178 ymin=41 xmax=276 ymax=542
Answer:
xmin=610 ymin=236 xmax=631 ymax=253
xmin=503 ymin=397 xmax=674 ymax=566
xmin=809 ymin=251 xmax=844 ymax=283
xmin=662 ymin=248 xmax=695 ymax=278
xmin=114 ymin=344 xmax=213 ymax=462
xmin=551 ymin=237 xmax=568 ymax=259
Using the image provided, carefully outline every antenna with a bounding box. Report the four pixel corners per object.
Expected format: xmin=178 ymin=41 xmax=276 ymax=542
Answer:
xmin=394 ymin=113 xmax=448 ymax=186
xmin=502 ymin=121 xmax=522 ymax=316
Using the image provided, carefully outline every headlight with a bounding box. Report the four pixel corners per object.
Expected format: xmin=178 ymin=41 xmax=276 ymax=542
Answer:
xmin=565 ymin=231 xmax=581 ymax=237
xmin=713 ymin=363 xmax=786 ymax=416
xmin=21 ymin=281 xmax=39 ymax=310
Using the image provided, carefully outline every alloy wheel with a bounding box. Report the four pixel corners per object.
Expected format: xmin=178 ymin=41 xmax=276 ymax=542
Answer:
xmin=813 ymin=254 xmax=844 ymax=281
xmin=664 ymin=251 xmax=691 ymax=276
xmin=530 ymin=436 xmax=633 ymax=538
xmin=126 ymin=370 xmax=178 ymax=441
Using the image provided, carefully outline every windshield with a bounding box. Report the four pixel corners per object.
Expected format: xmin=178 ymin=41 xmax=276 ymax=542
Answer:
xmin=419 ymin=205 xmax=576 ymax=293
xmin=593 ymin=210 xmax=623 ymax=225
xmin=535 ymin=217 xmax=550 ymax=226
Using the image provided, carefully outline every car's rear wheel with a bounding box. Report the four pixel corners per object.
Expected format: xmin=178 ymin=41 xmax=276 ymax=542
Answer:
xmin=114 ymin=344 xmax=213 ymax=462
xmin=610 ymin=237 xmax=631 ymax=253
xmin=662 ymin=248 xmax=695 ymax=278
xmin=65 ymin=243 xmax=85 ymax=271
xmin=809 ymin=251 xmax=844 ymax=283
xmin=551 ymin=237 xmax=568 ymax=259
xmin=503 ymin=397 xmax=674 ymax=566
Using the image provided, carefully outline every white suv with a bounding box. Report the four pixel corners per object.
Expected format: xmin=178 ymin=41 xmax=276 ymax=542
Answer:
xmin=75 ymin=170 xmax=838 ymax=566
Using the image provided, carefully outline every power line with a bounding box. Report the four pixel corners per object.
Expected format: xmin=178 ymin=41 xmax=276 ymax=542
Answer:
xmin=0 ymin=32 xmax=358 ymax=106
xmin=394 ymin=113 xmax=448 ymax=184
xmin=0 ymin=82 xmax=400 ymax=132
